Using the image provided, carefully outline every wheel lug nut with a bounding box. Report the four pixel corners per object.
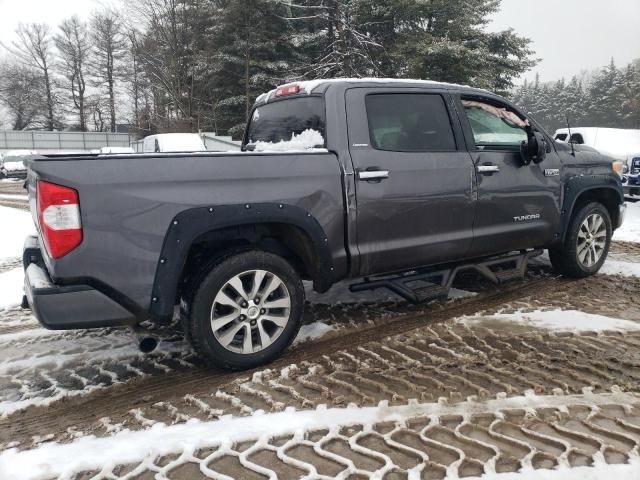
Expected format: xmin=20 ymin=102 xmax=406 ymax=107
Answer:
xmin=242 ymin=302 xmax=248 ymax=308
xmin=261 ymin=309 xmax=266 ymax=314
xmin=240 ymin=315 xmax=246 ymax=320
xmin=254 ymin=297 xmax=260 ymax=303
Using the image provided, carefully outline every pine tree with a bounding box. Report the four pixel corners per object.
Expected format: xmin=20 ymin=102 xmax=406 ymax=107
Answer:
xmin=206 ymin=0 xmax=296 ymax=136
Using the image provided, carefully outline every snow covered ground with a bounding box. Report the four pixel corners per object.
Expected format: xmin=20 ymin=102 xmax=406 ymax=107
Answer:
xmin=614 ymin=200 xmax=640 ymax=242
xmin=0 ymin=205 xmax=34 ymax=261
xmin=460 ymin=309 xmax=640 ymax=332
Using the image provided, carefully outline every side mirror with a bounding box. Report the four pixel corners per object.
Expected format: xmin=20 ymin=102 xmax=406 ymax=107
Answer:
xmin=520 ymin=131 xmax=547 ymax=165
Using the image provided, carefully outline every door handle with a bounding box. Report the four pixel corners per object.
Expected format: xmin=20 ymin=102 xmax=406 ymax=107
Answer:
xmin=358 ymin=170 xmax=390 ymax=181
xmin=477 ymin=165 xmax=500 ymax=174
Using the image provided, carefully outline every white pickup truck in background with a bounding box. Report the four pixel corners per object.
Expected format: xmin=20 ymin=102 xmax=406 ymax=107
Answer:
xmin=554 ymin=127 xmax=640 ymax=196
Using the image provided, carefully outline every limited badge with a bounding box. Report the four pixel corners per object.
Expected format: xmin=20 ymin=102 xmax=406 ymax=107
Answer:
xmin=544 ymin=169 xmax=560 ymax=177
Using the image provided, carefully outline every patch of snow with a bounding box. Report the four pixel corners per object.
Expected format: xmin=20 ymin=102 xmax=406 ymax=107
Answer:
xmin=466 ymin=463 xmax=640 ymax=480
xmin=0 ymin=268 xmax=25 ymax=309
xmin=252 ymin=129 xmax=325 ymax=152
xmin=294 ymin=321 xmax=336 ymax=344
xmin=461 ymin=309 xmax=640 ymax=333
xmin=0 ymin=206 xmax=35 ymax=260
xmin=614 ymin=201 xmax=640 ymax=243
xmin=600 ymin=257 xmax=640 ymax=277
xmin=448 ymin=287 xmax=478 ymax=299
xmin=1 ymin=390 xmax=636 ymax=480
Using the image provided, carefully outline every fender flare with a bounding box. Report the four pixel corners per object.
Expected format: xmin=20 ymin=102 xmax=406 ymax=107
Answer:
xmin=149 ymin=203 xmax=335 ymax=321
xmin=559 ymin=174 xmax=624 ymax=243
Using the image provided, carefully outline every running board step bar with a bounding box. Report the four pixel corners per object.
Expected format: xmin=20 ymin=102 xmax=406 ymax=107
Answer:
xmin=349 ymin=249 xmax=543 ymax=305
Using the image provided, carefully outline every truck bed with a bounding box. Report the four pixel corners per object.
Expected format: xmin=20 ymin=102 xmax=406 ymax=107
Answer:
xmin=25 ymin=151 xmax=347 ymax=322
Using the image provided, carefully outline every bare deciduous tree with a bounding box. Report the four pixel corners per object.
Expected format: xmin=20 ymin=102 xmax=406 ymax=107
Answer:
xmin=90 ymin=10 xmax=127 ymax=132
xmin=10 ymin=23 xmax=58 ymax=130
xmin=0 ymin=60 xmax=45 ymax=130
xmin=55 ymin=16 xmax=91 ymax=131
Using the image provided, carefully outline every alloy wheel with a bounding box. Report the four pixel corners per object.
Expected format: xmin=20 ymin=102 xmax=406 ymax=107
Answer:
xmin=576 ymin=213 xmax=607 ymax=268
xmin=210 ymin=269 xmax=291 ymax=354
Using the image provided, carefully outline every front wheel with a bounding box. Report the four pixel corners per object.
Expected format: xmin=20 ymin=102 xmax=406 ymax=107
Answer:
xmin=549 ymin=202 xmax=612 ymax=278
xmin=183 ymin=250 xmax=304 ymax=370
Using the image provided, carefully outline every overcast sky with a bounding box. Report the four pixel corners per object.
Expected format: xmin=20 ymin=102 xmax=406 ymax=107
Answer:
xmin=0 ymin=0 xmax=639 ymax=84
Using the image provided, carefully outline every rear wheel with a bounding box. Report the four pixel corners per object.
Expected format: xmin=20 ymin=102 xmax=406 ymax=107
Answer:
xmin=184 ymin=250 xmax=304 ymax=370
xmin=549 ymin=202 xmax=612 ymax=278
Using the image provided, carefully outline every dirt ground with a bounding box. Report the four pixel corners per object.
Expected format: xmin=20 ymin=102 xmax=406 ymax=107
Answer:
xmin=2 ymin=219 xmax=640 ymax=478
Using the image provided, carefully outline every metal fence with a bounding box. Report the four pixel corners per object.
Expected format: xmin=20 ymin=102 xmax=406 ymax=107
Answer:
xmin=0 ymin=131 xmax=132 ymax=152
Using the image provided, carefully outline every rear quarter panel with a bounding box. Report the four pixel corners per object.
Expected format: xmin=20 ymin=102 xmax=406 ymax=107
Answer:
xmin=28 ymin=152 xmax=346 ymax=315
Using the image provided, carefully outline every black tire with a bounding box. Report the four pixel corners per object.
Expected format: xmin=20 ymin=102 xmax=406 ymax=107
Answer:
xmin=183 ymin=250 xmax=304 ymax=370
xmin=549 ymin=202 xmax=612 ymax=278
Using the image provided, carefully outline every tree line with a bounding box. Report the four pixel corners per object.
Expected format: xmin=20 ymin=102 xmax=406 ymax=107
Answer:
xmin=511 ymin=59 xmax=640 ymax=134
xmin=0 ymin=0 xmax=538 ymax=138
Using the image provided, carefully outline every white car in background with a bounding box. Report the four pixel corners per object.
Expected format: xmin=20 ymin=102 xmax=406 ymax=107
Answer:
xmin=0 ymin=150 xmax=38 ymax=179
xmin=97 ymin=146 xmax=135 ymax=154
xmin=142 ymin=133 xmax=207 ymax=153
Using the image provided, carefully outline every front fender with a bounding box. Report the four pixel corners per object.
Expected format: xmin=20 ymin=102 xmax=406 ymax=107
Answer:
xmin=559 ymin=174 xmax=624 ymax=243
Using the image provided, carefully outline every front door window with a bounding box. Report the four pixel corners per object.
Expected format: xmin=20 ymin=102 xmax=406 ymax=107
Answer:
xmin=462 ymin=99 xmax=529 ymax=150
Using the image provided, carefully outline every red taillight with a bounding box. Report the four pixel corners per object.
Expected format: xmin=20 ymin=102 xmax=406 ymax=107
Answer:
xmin=274 ymin=84 xmax=301 ymax=97
xmin=36 ymin=180 xmax=82 ymax=259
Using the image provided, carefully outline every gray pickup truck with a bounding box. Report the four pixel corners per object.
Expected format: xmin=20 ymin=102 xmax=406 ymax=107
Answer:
xmin=23 ymin=79 xmax=625 ymax=370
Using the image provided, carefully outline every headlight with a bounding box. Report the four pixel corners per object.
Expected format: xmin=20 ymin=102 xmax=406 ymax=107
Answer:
xmin=612 ymin=161 xmax=624 ymax=177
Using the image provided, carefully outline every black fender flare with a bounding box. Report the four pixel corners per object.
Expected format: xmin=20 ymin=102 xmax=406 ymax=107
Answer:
xmin=149 ymin=203 xmax=335 ymax=321
xmin=559 ymin=174 xmax=623 ymax=244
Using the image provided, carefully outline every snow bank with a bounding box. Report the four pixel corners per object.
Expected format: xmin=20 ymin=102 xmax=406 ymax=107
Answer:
xmin=253 ymin=129 xmax=325 ymax=152
xmin=614 ymin=201 xmax=640 ymax=243
xmin=0 ymin=206 xmax=35 ymax=260
xmin=1 ymin=389 xmax=635 ymax=480
xmin=461 ymin=309 xmax=640 ymax=333
xmin=0 ymin=268 xmax=25 ymax=309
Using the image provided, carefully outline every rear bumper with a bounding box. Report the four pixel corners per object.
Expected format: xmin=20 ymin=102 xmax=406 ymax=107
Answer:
xmin=23 ymin=236 xmax=137 ymax=330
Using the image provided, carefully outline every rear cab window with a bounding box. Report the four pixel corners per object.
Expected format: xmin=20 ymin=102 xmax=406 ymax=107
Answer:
xmin=244 ymin=97 xmax=326 ymax=151
xmin=462 ymin=98 xmax=529 ymax=151
xmin=365 ymin=94 xmax=456 ymax=152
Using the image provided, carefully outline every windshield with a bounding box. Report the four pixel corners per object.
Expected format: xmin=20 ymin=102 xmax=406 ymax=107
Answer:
xmin=245 ymin=97 xmax=326 ymax=149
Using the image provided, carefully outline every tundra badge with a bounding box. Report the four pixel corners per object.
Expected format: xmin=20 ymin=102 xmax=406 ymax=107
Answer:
xmin=514 ymin=214 xmax=541 ymax=222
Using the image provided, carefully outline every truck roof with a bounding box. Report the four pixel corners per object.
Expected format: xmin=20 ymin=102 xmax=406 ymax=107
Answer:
xmin=256 ymin=77 xmax=490 ymax=104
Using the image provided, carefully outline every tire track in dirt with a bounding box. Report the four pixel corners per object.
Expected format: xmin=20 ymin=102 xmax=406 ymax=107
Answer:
xmin=3 ymin=266 xmax=640 ymax=451
xmin=1 ymin=274 xmax=567 ymax=447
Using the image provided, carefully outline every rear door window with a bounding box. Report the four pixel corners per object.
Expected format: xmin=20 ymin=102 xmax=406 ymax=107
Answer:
xmin=245 ymin=97 xmax=326 ymax=148
xmin=462 ymin=99 xmax=529 ymax=150
xmin=365 ymin=94 xmax=456 ymax=152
